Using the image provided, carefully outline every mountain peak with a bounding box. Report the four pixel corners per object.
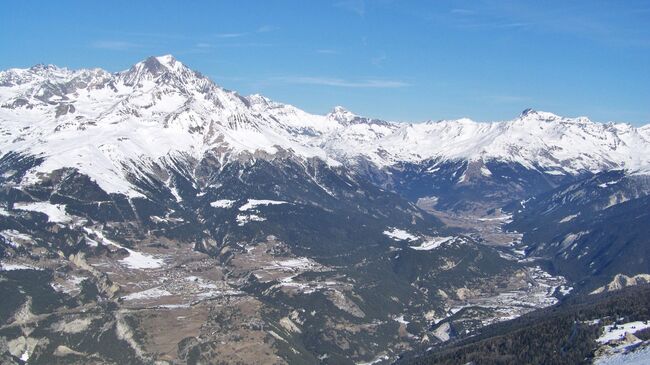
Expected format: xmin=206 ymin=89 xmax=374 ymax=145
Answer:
xmin=141 ymin=55 xmax=184 ymax=73
xmin=327 ymin=106 xmax=357 ymax=122
xmin=518 ymin=109 xmax=560 ymax=122
xmin=155 ymin=54 xmax=177 ymax=65
xmin=25 ymin=63 xmax=70 ymax=78
xmin=520 ymin=108 xmax=536 ymax=117
xmin=248 ymin=93 xmax=272 ymax=104
xmin=118 ymin=54 xmax=191 ymax=86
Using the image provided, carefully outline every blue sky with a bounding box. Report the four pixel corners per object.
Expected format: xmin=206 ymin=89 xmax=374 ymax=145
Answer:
xmin=1 ymin=0 xmax=649 ymax=125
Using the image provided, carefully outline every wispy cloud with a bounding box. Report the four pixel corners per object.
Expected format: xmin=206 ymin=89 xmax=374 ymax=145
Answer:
xmin=183 ymin=41 xmax=274 ymax=55
xmin=456 ymin=21 xmax=530 ymax=30
xmin=257 ymin=25 xmax=278 ymax=33
xmin=90 ymin=40 xmax=140 ymax=50
xmin=450 ymin=8 xmax=476 ymax=15
xmin=335 ymin=0 xmax=366 ymax=16
xmin=185 ymin=25 xmax=277 ymax=53
xmin=215 ymin=32 xmax=247 ymax=39
xmin=442 ymin=1 xmax=650 ymax=48
xmin=215 ymin=25 xmax=277 ymax=39
xmin=273 ymin=76 xmax=409 ymax=88
xmin=316 ymin=49 xmax=339 ymax=54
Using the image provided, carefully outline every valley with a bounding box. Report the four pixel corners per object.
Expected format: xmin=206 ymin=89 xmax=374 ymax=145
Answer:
xmin=0 ymin=55 xmax=648 ymax=364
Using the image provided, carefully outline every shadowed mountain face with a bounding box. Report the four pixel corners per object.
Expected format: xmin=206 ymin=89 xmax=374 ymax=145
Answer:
xmin=0 ymin=56 xmax=649 ymax=364
xmin=505 ymin=171 xmax=650 ymax=292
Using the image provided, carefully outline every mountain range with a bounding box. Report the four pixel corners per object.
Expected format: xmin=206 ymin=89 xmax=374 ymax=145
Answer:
xmin=0 ymin=55 xmax=649 ymax=364
xmin=2 ymin=55 xmax=650 ymax=201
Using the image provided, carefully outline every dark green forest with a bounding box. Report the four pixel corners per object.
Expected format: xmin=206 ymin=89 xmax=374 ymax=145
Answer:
xmin=399 ymin=285 xmax=650 ymax=365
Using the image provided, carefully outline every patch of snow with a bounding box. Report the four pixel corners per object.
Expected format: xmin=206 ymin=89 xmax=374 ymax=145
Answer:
xmin=13 ymin=201 xmax=73 ymax=223
xmin=122 ymin=287 xmax=172 ymax=301
xmin=356 ymin=355 xmax=390 ymax=365
xmin=236 ymin=214 xmax=266 ymax=226
xmin=393 ymin=315 xmax=409 ymax=325
xmin=598 ymin=180 xmax=620 ymax=188
xmin=559 ymin=231 xmax=589 ymax=250
xmin=0 ymin=229 xmax=33 ymax=247
xmin=184 ymin=275 xmax=219 ymax=290
xmin=210 ymin=199 xmax=236 ymax=208
xmin=84 ymin=228 xmax=164 ymax=269
xmin=169 ymin=185 xmax=183 ymax=202
xmin=457 ymin=169 xmax=469 ymax=183
xmin=157 ymin=304 xmax=191 ymax=309
xmin=595 ymin=343 xmax=650 ymax=365
xmin=558 ymin=285 xmax=573 ymax=296
xmin=264 ymin=257 xmax=318 ymax=271
xmin=410 ymin=236 xmax=455 ymax=251
xmin=383 ymin=228 xmax=418 ymax=241
xmin=238 ymin=199 xmax=288 ymax=211
xmin=597 ymin=321 xmax=650 ymax=344
xmin=121 ymin=250 xmax=165 ymax=270
xmin=559 ymin=214 xmax=580 ymax=223
xmin=0 ymin=262 xmax=43 ymax=271
xmin=545 ymin=170 xmax=566 ymax=176
xmin=477 ymin=214 xmax=512 ymax=222
xmin=150 ymin=215 xmax=184 ymax=224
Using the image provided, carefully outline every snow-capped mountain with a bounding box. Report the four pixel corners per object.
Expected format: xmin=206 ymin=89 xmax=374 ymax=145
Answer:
xmin=1 ymin=55 xmax=649 ymax=200
xmin=2 ymin=55 xmax=649 ymax=365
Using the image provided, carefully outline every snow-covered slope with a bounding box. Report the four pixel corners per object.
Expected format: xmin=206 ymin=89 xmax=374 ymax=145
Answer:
xmin=1 ymin=55 xmax=649 ymax=196
xmin=325 ymin=108 xmax=650 ymax=175
xmin=0 ymin=55 xmax=336 ymax=196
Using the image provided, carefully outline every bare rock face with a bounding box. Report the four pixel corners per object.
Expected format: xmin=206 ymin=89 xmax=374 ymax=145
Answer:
xmin=591 ymin=273 xmax=650 ymax=294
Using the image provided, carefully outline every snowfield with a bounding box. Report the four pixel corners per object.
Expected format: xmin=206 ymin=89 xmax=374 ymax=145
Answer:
xmin=239 ymin=199 xmax=288 ymax=211
xmin=383 ymin=228 xmax=418 ymax=241
xmin=84 ymin=228 xmax=164 ymax=269
xmin=595 ymin=320 xmax=650 ymax=365
xmin=595 ymin=344 xmax=650 ymax=365
xmin=210 ymin=199 xmax=236 ymax=208
xmin=122 ymin=287 xmax=172 ymax=301
xmin=0 ymin=262 xmax=43 ymax=271
xmin=0 ymin=229 xmax=34 ymax=248
xmin=13 ymin=202 xmax=73 ymax=223
xmin=120 ymin=250 xmax=165 ymax=270
xmin=410 ymin=236 xmax=456 ymax=251
xmin=597 ymin=321 xmax=650 ymax=344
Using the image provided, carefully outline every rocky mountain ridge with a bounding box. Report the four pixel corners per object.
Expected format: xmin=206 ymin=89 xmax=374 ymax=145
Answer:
xmin=2 ymin=55 xmax=649 ymax=200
